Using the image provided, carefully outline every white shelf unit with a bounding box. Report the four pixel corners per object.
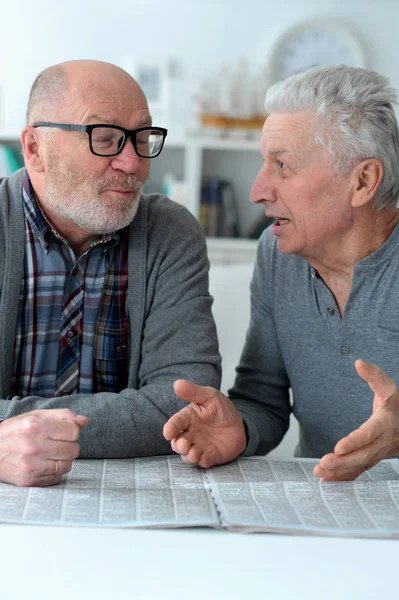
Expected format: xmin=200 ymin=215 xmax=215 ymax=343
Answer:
xmin=0 ymin=130 xmax=264 ymax=263
xmin=146 ymin=134 xmax=265 ymax=263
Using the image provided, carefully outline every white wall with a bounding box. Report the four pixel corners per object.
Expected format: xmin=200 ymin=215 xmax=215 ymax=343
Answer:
xmin=0 ymin=0 xmax=398 ymax=130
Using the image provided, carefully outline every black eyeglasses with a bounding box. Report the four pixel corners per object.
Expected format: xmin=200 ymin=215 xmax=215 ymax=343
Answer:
xmin=32 ymin=122 xmax=168 ymax=158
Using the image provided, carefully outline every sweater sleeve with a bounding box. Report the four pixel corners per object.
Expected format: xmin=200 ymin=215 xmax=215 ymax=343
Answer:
xmin=228 ymin=230 xmax=292 ymax=456
xmin=0 ymin=196 xmax=221 ymax=458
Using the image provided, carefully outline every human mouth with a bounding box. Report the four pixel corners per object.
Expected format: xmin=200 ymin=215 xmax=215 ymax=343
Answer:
xmin=271 ymin=216 xmax=290 ymax=235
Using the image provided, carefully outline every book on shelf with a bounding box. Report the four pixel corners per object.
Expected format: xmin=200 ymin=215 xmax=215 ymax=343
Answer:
xmin=200 ymin=176 xmax=239 ymax=238
xmin=1 ymin=455 xmax=399 ymax=539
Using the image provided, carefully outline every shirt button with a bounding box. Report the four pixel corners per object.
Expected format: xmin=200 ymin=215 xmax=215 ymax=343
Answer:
xmin=116 ymin=346 xmax=122 ymax=353
xmin=341 ymin=346 xmax=350 ymax=356
xmin=327 ymin=307 xmax=335 ymax=316
xmin=67 ymin=330 xmax=74 ymax=338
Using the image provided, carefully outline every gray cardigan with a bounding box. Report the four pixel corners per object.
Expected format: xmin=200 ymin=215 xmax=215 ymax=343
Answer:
xmin=0 ymin=169 xmax=221 ymax=457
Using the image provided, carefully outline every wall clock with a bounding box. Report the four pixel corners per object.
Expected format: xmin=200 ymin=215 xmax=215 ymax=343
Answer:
xmin=266 ymin=18 xmax=367 ymax=84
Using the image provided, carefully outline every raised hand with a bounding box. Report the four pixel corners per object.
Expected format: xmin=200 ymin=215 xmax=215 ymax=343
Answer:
xmin=314 ymin=360 xmax=399 ymax=481
xmin=0 ymin=409 xmax=89 ymax=487
xmin=163 ymin=380 xmax=246 ymax=468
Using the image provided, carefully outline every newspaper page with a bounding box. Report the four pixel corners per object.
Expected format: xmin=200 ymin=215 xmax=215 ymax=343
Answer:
xmin=0 ymin=456 xmax=220 ymax=528
xmin=204 ymin=457 xmax=399 ymax=538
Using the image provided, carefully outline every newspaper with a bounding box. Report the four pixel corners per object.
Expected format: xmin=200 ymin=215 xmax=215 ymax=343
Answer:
xmin=0 ymin=455 xmax=399 ymax=538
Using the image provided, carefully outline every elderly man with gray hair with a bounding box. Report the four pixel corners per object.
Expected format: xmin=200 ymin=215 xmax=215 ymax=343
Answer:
xmin=164 ymin=64 xmax=399 ymax=481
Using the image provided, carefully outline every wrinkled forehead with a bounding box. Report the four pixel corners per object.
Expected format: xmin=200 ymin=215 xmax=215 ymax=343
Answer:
xmin=261 ymin=111 xmax=319 ymax=153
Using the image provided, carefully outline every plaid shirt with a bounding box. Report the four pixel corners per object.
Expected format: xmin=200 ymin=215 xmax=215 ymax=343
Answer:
xmin=11 ymin=172 xmax=129 ymax=398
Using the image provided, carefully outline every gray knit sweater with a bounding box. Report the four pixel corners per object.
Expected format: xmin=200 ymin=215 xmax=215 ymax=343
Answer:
xmin=0 ymin=169 xmax=221 ymax=457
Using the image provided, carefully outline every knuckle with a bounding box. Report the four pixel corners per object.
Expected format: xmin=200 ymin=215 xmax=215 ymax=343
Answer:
xmin=59 ymin=409 xmax=75 ymax=418
xmin=21 ymin=415 xmax=41 ymax=436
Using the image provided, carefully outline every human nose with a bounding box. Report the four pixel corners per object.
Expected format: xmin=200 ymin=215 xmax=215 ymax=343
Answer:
xmin=109 ymin=136 xmax=141 ymax=173
xmin=250 ymin=165 xmax=277 ymax=205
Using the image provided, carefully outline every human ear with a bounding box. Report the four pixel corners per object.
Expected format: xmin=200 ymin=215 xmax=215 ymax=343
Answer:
xmin=350 ymin=159 xmax=383 ymax=208
xmin=21 ymin=127 xmax=45 ymax=173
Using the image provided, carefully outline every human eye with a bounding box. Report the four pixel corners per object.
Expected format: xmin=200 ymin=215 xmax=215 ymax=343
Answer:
xmin=92 ymin=127 xmax=120 ymax=150
xmin=136 ymin=130 xmax=151 ymax=147
xmin=275 ymin=159 xmax=290 ymax=176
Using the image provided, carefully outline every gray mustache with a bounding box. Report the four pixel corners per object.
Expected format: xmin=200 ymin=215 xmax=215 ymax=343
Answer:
xmin=97 ymin=176 xmax=142 ymax=193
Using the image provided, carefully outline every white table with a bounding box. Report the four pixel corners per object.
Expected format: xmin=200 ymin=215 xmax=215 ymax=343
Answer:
xmin=0 ymin=524 xmax=397 ymax=600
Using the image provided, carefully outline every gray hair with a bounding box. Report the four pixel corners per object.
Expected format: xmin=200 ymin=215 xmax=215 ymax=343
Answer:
xmin=26 ymin=65 xmax=66 ymax=126
xmin=264 ymin=65 xmax=399 ymax=210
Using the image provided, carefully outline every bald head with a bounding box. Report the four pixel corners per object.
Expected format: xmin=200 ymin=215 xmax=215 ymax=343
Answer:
xmin=26 ymin=60 xmax=146 ymax=125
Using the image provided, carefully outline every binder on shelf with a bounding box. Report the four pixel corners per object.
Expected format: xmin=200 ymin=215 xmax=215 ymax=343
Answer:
xmin=200 ymin=176 xmax=239 ymax=238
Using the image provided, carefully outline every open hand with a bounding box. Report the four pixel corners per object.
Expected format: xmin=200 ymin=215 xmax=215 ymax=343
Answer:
xmin=0 ymin=409 xmax=89 ymax=487
xmin=163 ymin=380 xmax=246 ymax=468
xmin=314 ymin=360 xmax=399 ymax=481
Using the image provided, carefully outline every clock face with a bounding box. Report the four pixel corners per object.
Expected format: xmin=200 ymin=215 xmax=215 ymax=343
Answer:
xmin=267 ymin=19 xmax=366 ymax=83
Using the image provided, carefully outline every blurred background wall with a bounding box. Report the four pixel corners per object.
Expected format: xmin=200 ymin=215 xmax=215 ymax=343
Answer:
xmin=0 ymin=0 xmax=398 ymax=130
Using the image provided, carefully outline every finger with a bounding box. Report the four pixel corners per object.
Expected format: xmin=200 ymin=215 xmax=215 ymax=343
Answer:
xmin=48 ymin=410 xmax=88 ymax=429
xmin=163 ymin=407 xmax=193 ymax=440
xmin=314 ymin=443 xmax=385 ymax=479
xmin=315 ymin=461 xmax=366 ymax=479
xmin=15 ymin=474 xmax=64 ymax=487
xmin=355 ymin=359 xmax=397 ymax=400
xmin=171 ymin=436 xmax=191 ymax=455
xmin=319 ymin=471 xmax=363 ymax=482
xmin=48 ymin=420 xmax=82 ymax=442
xmin=185 ymin=446 xmax=201 ymax=464
xmin=53 ymin=459 xmax=73 ymax=475
xmin=47 ymin=440 xmax=81 ymax=461
xmin=334 ymin=416 xmax=384 ymax=455
xmin=197 ymin=452 xmax=214 ymax=469
xmin=173 ymin=380 xmax=217 ymax=406
xmin=44 ymin=458 xmax=73 ymax=476
xmin=313 ymin=461 xmax=364 ymax=481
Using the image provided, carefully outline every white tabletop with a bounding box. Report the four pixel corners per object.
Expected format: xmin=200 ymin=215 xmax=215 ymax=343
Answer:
xmin=0 ymin=524 xmax=397 ymax=600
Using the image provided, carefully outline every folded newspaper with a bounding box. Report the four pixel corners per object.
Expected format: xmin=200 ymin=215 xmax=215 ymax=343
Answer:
xmin=0 ymin=455 xmax=398 ymax=538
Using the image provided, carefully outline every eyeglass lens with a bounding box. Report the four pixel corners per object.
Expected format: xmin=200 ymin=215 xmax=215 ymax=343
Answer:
xmin=90 ymin=127 xmax=164 ymax=157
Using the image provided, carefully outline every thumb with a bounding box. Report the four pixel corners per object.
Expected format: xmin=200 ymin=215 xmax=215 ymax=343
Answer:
xmin=173 ymin=380 xmax=215 ymax=406
xmin=354 ymin=359 xmax=397 ymax=401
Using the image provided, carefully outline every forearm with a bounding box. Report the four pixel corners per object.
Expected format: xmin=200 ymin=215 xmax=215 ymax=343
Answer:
xmin=0 ymin=385 xmax=186 ymax=457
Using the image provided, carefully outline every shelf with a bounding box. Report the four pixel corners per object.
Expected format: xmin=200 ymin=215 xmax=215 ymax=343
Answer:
xmin=206 ymin=237 xmax=257 ymax=264
xmin=166 ymin=134 xmax=259 ymax=151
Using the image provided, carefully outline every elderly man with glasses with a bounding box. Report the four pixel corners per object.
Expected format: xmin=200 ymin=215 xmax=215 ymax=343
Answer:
xmin=0 ymin=59 xmax=220 ymax=487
